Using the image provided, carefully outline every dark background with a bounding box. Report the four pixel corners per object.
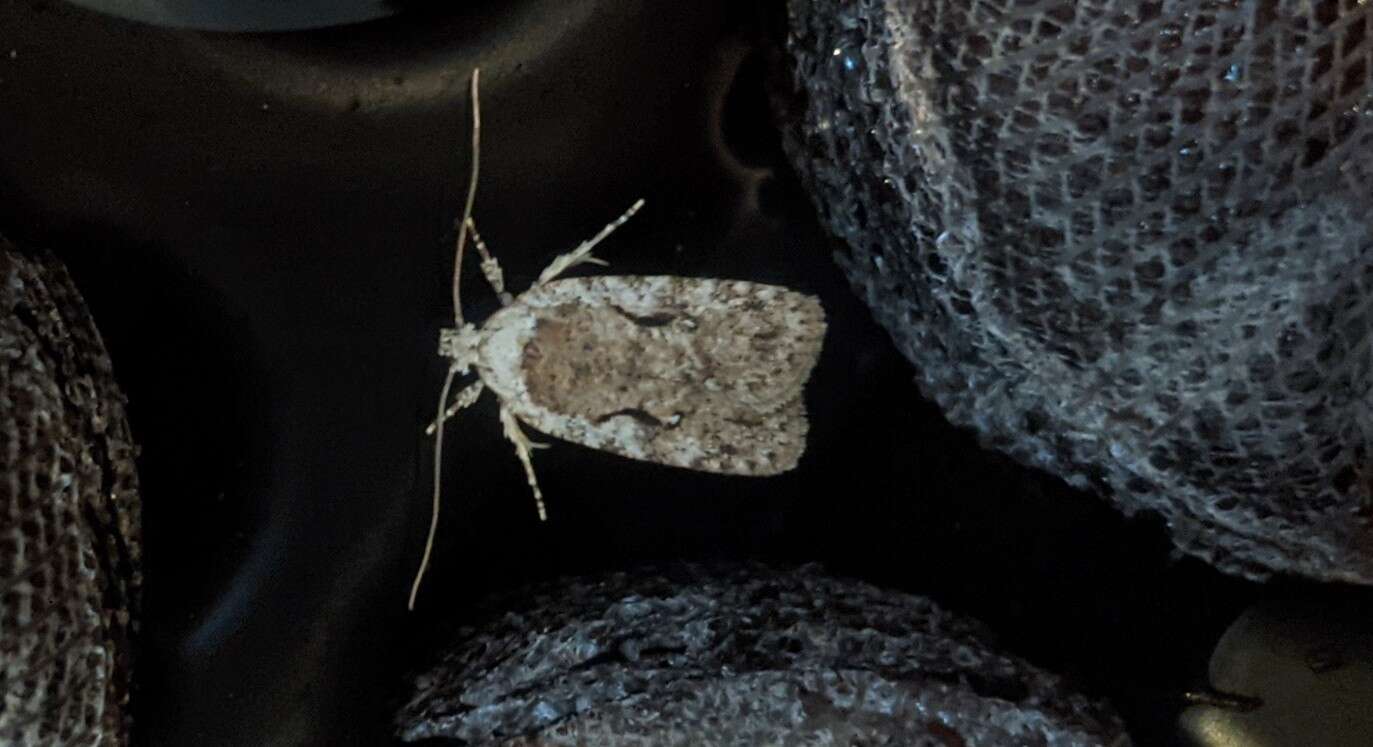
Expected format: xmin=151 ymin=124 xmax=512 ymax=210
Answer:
xmin=0 ymin=1 xmax=1277 ymax=744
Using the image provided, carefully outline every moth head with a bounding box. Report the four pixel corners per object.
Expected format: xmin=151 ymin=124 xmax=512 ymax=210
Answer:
xmin=437 ymin=323 xmax=482 ymax=373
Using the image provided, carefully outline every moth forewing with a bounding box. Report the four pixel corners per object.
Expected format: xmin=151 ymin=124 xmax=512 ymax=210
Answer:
xmin=476 ymin=276 xmax=825 ymax=476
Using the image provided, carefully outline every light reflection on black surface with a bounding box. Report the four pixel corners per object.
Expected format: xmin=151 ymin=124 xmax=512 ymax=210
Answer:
xmin=60 ymin=0 xmax=396 ymax=31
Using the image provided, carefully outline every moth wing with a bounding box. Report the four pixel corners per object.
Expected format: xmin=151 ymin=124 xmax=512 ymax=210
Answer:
xmin=519 ymin=276 xmax=826 ymax=411
xmin=493 ymin=276 xmax=825 ymax=475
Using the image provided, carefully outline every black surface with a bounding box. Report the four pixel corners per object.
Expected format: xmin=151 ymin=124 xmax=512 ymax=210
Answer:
xmin=56 ymin=0 xmax=397 ymax=31
xmin=1 ymin=1 xmax=1268 ymax=745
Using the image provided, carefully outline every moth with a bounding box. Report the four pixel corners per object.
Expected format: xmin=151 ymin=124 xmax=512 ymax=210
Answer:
xmin=407 ymin=69 xmax=826 ymax=609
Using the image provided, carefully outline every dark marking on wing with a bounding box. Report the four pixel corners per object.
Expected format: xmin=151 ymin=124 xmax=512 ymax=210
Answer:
xmin=594 ymin=407 xmax=664 ymax=427
xmin=611 ymin=305 xmax=677 ymax=328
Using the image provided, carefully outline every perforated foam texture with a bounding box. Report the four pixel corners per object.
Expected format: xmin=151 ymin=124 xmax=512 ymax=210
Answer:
xmin=784 ymin=0 xmax=1373 ymax=582
xmin=1 ymin=241 xmax=142 ymax=746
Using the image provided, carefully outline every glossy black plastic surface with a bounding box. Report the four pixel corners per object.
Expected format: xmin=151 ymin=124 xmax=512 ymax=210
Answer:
xmin=58 ymin=0 xmax=396 ymax=31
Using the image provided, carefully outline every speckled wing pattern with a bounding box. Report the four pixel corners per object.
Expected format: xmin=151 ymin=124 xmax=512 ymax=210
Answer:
xmin=476 ymin=276 xmax=825 ymax=475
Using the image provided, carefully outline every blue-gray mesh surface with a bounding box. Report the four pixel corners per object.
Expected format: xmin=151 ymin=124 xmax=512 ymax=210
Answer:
xmin=784 ymin=0 xmax=1373 ymax=583
xmin=397 ymin=564 xmax=1129 ymax=745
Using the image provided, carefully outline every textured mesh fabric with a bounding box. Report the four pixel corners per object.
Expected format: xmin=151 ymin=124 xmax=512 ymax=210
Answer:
xmin=398 ymin=564 xmax=1130 ymax=745
xmin=784 ymin=0 xmax=1373 ymax=582
xmin=1 ymin=239 xmax=142 ymax=746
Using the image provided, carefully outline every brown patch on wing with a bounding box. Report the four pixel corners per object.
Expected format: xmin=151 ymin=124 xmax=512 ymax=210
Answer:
xmin=516 ymin=278 xmax=824 ymax=475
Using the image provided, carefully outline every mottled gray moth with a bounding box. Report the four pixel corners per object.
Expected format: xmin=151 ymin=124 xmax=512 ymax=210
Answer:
xmin=408 ymin=69 xmax=826 ymax=609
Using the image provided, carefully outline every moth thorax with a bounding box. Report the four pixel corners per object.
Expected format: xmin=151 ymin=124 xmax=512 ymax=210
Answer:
xmin=437 ymin=324 xmax=481 ymax=371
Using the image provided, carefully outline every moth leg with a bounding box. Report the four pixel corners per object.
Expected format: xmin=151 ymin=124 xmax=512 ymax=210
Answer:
xmin=499 ymin=405 xmax=551 ymax=521
xmin=464 ymin=217 xmax=514 ymax=306
xmin=535 ymin=198 xmax=646 ymax=286
xmin=424 ymin=379 xmax=485 ymax=435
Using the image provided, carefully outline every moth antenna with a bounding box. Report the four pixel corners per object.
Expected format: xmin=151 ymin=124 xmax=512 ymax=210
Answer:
xmin=451 ymin=68 xmax=482 ymax=325
xmin=409 ymin=365 xmax=459 ymax=610
xmin=412 ymin=68 xmax=481 ymax=611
